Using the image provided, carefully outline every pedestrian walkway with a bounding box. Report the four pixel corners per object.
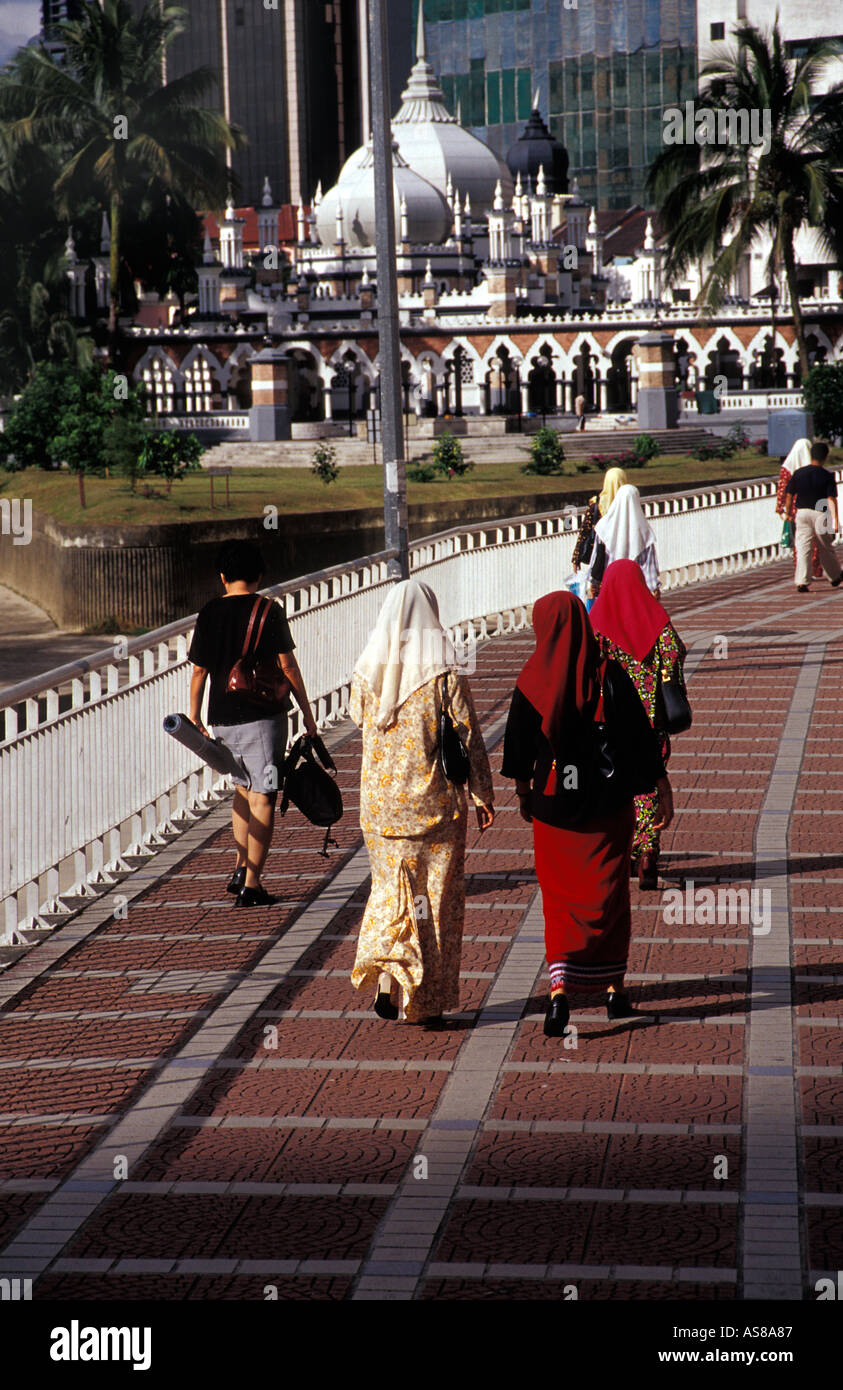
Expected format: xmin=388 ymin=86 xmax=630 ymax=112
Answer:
xmin=0 ymin=558 xmax=841 ymax=1301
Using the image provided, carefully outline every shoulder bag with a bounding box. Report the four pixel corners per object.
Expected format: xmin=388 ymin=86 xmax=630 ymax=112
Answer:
xmin=280 ymin=734 xmax=343 ymax=856
xmin=654 ymin=635 xmax=692 ymax=735
xmin=226 ymin=596 xmax=290 ymax=714
xmin=439 ymin=674 xmax=470 ymax=785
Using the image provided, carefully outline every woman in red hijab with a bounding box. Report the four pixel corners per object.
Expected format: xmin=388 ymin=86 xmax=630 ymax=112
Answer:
xmin=589 ymin=559 xmax=687 ymax=889
xmin=502 ymin=590 xmax=673 ymax=1037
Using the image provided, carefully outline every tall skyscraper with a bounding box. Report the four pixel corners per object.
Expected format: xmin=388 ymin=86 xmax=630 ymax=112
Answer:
xmin=41 ymin=0 xmax=83 ymax=55
xmin=417 ymin=0 xmax=698 ymax=210
xmin=125 ymin=0 xmax=388 ymax=208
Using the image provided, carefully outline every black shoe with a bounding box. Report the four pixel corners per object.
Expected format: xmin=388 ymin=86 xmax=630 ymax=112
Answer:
xmin=235 ymin=885 xmax=279 ymax=908
xmin=226 ymin=866 xmax=246 ymax=894
xmin=607 ymin=990 xmax=647 ymax=1020
xmin=797 ymin=585 xmax=809 ymax=593
xmin=832 ymin=576 xmax=842 ymax=588
xmin=544 ymin=994 xmax=570 ymax=1037
xmin=374 ymin=989 xmax=399 ymax=1021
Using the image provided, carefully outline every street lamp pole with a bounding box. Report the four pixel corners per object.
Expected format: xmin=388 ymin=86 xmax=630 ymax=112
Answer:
xmin=369 ymin=0 xmax=409 ymax=580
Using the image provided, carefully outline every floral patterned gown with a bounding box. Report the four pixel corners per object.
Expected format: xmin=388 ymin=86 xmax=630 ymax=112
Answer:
xmin=597 ymin=622 xmax=687 ymax=857
xmin=349 ymin=671 xmax=493 ymax=1022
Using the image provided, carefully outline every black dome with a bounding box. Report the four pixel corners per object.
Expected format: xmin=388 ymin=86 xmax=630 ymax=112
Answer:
xmin=506 ymin=107 xmax=569 ymax=195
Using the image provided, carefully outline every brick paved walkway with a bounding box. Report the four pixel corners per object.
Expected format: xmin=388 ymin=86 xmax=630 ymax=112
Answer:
xmin=1 ymin=556 xmax=842 ymax=1302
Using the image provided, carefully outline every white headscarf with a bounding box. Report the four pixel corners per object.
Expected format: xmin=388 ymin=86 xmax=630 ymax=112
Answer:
xmin=781 ymin=438 xmax=812 ymax=474
xmin=594 ymin=483 xmax=657 ymax=562
xmin=353 ymin=579 xmax=456 ymax=729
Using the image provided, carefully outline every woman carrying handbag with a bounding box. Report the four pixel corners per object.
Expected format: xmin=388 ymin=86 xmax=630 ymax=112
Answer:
xmin=349 ymin=580 xmax=494 ymax=1024
xmin=589 ymin=559 xmax=688 ymax=890
xmin=188 ymin=539 xmax=318 ymax=907
xmin=502 ymin=590 xmax=672 ymax=1037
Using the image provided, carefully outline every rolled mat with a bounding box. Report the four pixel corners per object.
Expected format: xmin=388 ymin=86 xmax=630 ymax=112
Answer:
xmin=163 ymin=713 xmax=243 ymax=778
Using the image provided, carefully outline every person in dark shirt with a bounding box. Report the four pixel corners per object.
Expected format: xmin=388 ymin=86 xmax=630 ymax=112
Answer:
xmin=502 ymin=590 xmax=672 ymax=1037
xmin=188 ymin=539 xmax=317 ymax=908
xmin=784 ymin=441 xmax=842 ymax=592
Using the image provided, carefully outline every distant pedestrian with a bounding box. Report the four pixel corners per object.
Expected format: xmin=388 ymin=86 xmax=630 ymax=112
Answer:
xmin=503 ymin=590 xmax=672 ymax=1036
xmin=574 ymin=393 xmax=586 ymax=430
xmin=590 ymin=559 xmax=687 ymax=890
xmin=586 ymin=482 xmax=660 ymax=598
xmin=572 ymin=466 xmax=628 ymax=574
xmin=784 ymin=441 xmax=842 ymax=592
xmin=188 ymin=539 xmax=318 ymax=907
xmin=350 ymin=580 xmax=494 ymax=1024
xmin=776 ymin=438 xmax=822 ymax=579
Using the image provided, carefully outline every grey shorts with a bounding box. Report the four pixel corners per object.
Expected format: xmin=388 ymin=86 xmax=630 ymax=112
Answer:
xmin=212 ymin=715 xmax=288 ymax=795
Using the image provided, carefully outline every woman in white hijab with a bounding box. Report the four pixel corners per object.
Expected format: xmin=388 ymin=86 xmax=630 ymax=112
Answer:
xmin=776 ymin=438 xmax=823 ymax=579
xmin=586 ymin=483 xmax=660 ymax=597
xmin=349 ymin=580 xmax=494 ymax=1024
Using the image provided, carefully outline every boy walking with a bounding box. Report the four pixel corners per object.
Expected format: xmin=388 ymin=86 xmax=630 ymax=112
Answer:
xmin=785 ymin=442 xmax=842 ymax=592
xmin=188 ymin=539 xmax=318 ymax=907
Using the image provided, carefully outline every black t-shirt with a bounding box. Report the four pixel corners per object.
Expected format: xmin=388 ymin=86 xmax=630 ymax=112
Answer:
xmin=188 ymin=594 xmax=295 ymax=725
xmin=785 ymin=464 xmax=838 ymax=511
xmin=502 ymin=664 xmax=665 ymax=828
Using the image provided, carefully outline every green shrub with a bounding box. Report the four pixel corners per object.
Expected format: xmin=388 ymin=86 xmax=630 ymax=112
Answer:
xmin=408 ymin=461 xmax=437 ymax=482
xmin=138 ymin=431 xmax=204 ymax=493
xmin=804 ymin=363 xmax=843 ymax=442
xmin=432 ymin=431 xmax=472 ymax=477
xmin=631 ymin=432 xmax=660 ymax=465
xmin=523 ymin=426 xmax=565 ymax=475
xmin=311 ymin=441 xmax=339 ymax=484
xmin=725 ymin=422 xmax=750 ymax=453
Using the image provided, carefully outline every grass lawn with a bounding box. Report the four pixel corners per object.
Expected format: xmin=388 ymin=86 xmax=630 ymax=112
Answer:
xmin=0 ymin=448 xmax=804 ymax=528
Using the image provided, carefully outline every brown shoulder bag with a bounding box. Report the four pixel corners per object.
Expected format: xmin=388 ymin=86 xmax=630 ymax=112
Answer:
xmin=226 ymin=596 xmax=291 ymax=714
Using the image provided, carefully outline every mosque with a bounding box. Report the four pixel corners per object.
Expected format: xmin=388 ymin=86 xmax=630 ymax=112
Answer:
xmin=113 ymin=3 xmax=842 ymax=435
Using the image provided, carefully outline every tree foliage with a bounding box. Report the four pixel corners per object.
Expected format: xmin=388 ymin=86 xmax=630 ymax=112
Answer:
xmin=803 ymin=364 xmax=843 ymax=441
xmin=648 ymin=20 xmax=843 ymax=375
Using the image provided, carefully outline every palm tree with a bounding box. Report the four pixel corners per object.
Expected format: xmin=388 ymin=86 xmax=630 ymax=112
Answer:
xmin=0 ymin=0 xmax=243 ymax=352
xmin=648 ymin=20 xmax=843 ymax=378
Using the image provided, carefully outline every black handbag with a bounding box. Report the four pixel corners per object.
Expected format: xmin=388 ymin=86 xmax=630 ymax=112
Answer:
xmin=280 ymin=734 xmax=343 ymax=855
xmin=439 ymin=674 xmax=470 ymax=785
xmin=655 ymin=639 xmax=692 ymax=735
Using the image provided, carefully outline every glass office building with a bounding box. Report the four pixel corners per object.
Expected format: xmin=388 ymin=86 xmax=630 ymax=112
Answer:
xmin=418 ymin=0 xmax=699 ymax=209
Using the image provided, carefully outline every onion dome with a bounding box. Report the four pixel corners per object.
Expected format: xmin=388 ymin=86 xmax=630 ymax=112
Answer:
xmin=391 ymin=0 xmax=512 ymax=216
xmin=507 ymin=99 xmax=569 ymax=195
xmin=316 ymin=138 xmax=451 ymax=249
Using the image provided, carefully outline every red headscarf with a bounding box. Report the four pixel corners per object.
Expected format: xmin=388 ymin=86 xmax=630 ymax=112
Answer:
xmin=516 ymin=590 xmax=600 ymax=753
xmin=588 ymin=558 xmax=670 ymax=662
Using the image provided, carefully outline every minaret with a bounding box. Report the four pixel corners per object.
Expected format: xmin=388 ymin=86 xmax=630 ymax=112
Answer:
xmin=257 ymin=175 xmax=280 ymax=257
xmin=93 ymin=211 xmax=111 ymax=311
xmin=197 ymin=228 xmax=222 ymax=315
xmin=586 ymin=206 xmax=603 ymax=277
xmin=64 ymin=227 xmax=87 ymax=319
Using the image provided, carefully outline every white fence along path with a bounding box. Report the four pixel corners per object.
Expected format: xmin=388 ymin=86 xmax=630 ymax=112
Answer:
xmin=1 ymin=470 xmax=834 ymax=945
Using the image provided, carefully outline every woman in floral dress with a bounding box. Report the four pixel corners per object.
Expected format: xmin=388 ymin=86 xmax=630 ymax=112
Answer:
xmin=589 ymin=560 xmax=687 ymax=889
xmin=349 ymin=580 xmax=494 ymax=1023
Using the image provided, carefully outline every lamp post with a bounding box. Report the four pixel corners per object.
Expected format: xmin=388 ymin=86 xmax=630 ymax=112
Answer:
xmin=369 ymin=0 xmax=409 ymax=579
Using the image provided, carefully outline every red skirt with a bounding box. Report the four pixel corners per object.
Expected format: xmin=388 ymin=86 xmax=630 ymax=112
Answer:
xmin=533 ymin=802 xmax=635 ymax=991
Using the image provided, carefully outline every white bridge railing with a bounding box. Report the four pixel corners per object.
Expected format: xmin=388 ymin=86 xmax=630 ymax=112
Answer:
xmin=1 ymin=471 xmax=830 ymax=944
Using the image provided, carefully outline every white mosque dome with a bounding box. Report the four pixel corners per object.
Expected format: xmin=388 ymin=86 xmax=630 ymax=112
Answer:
xmin=316 ymin=139 xmax=452 ymax=250
xmin=391 ymin=1 xmax=513 ymax=217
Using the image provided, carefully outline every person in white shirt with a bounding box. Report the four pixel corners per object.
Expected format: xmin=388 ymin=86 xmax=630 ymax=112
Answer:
xmin=586 ymin=483 xmax=660 ymax=598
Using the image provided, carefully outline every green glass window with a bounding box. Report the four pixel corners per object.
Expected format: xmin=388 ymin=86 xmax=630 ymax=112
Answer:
xmin=468 ymin=0 xmax=484 ymax=15
xmin=442 ymin=74 xmax=456 ymax=111
xmin=517 ymin=68 xmax=532 ymax=120
xmin=456 ymin=72 xmax=470 ymax=119
xmin=487 ymin=71 xmax=501 ymax=125
xmin=470 ymin=63 xmax=485 ymax=126
xmin=501 ymin=68 xmax=516 ymax=123
xmin=549 ymin=61 xmax=564 ymax=113
xmin=581 ymin=57 xmax=594 ymax=109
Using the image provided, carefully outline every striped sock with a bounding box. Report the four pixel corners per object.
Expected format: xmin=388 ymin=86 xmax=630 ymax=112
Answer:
xmin=548 ymin=961 xmax=566 ymax=995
